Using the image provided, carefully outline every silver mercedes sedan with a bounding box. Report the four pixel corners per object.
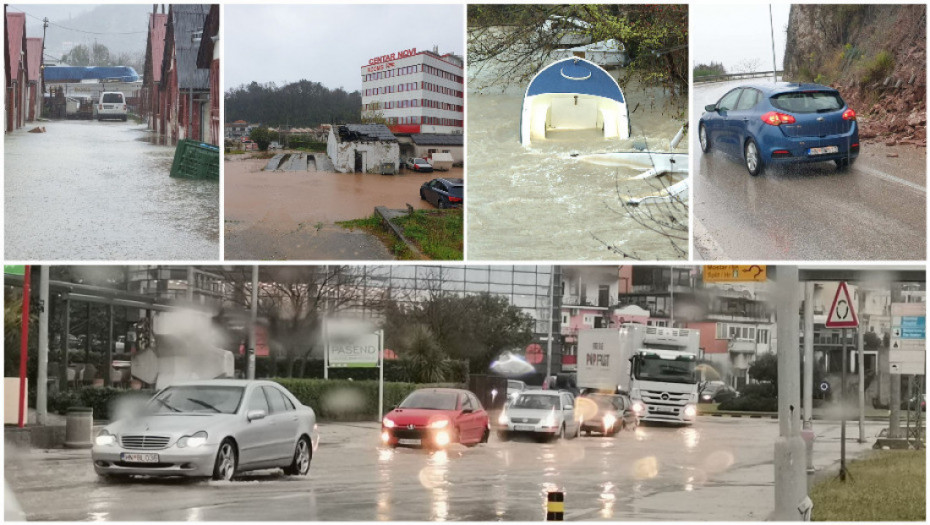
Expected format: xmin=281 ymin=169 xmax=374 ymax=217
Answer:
xmin=91 ymin=379 xmax=319 ymax=481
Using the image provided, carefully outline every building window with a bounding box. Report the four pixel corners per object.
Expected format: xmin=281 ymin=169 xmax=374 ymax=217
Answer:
xmin=757 ymin=329 xmax=769 ymax=345
xmin=583 ymin=314 xmax=594 ymax=326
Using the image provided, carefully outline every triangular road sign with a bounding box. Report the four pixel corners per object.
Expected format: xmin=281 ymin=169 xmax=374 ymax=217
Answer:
xmin=826 ymin=281 xmax=859 ymax=328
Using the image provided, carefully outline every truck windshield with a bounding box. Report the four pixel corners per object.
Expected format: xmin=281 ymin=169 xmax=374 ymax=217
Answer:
xmin=633 ymin=356 xmax=696 ymax=384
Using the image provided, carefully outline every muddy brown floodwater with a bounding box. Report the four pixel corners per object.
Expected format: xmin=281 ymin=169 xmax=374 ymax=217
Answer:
xmin=224 ymin=155 xmax=459 ymax=260
xmin=4 ymin=120 xmax=219 ymax=260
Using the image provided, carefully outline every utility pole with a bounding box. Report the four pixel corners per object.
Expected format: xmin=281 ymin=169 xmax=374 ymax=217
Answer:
xmin=769 ymin=4 xmax=779 ymax=82
xmin=37 ymin=266 xmax=50 ymax=426
xmin=773 ymin=265 xmax=809 ymax=520
xmin=840 ymin=327 xmax=848 ymax=481
xmin=545 ymin=267 xmax=556 ymax=380
xmin=857 ymin=287 xmax=866 ymax=443
xmin=802 ymin=282 xmax=815 ymax=490
xmin=247 ymin=266 xmax=258 ymax=380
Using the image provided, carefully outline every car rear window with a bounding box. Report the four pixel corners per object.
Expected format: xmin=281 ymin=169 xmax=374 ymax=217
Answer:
xmin=448 ymin=185 xmax=463 ymax=198
xmin=770 ymin=91 xmax=844 ymax=113
xmin=102 ymin=93 xmax=123 ymax=103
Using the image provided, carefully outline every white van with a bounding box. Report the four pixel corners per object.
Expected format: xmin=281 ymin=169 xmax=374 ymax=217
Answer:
xmin=97 ymin=92 xmax=128 ymax=121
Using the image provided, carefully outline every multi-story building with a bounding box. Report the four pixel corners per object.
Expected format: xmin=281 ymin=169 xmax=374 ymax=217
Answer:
xmin=614 ymin=266 xmax=776 ymax=389
xmin=361 ymin=46 xmax=464 ymax=135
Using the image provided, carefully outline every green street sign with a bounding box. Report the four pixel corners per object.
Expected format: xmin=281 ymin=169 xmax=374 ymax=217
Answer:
xmin=4 ymin=266 xmax=26 ymax=276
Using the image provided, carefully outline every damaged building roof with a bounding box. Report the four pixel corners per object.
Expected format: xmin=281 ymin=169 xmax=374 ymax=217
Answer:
xmin=144 ymin=12 xmax=168 ymax=85
xmin=335 ymin=124 xmax=397 ymax=143
xmin=410 ymin=134 xmax=463 ymax=146
xmin=25 ymin=37 xmax=42 ymax=82
xmin=165 ymin=4 xmax=210 ymax=90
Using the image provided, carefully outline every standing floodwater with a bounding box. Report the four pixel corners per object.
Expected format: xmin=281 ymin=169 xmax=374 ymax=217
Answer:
xmin=467 ymin=80 xmax=688 ymax=260
xmin=5 ymin=120 xmax=219 ymax=260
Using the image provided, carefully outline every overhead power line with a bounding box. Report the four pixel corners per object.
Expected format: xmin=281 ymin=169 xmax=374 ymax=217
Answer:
xmin=7 ymin=6 xmax=146 ymax=35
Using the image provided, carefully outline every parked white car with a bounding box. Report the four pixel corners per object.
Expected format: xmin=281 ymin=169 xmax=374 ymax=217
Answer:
xmin=497 ymin=390 xmax=580 ymax=441
xmin=97 ymin=92 xmax=128 ymax=121
xmin=92 ymin=379 xmax=319 ymax=481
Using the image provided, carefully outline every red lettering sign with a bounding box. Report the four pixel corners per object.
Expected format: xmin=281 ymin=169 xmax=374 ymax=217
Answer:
xmin=368 ymin=48 xmax=417 ymax=66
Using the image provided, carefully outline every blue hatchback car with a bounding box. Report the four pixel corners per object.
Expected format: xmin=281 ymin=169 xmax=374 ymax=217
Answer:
xmin=699 ymin=82 xmax=859 ymax=176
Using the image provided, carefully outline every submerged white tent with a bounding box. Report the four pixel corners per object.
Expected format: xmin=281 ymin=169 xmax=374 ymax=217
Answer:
xmin=520 ymin=57 xmax=631 ymax=146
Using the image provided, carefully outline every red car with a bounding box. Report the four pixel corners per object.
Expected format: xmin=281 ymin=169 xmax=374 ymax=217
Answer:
xmin=381 ymin=388 xmax=490 ymax=449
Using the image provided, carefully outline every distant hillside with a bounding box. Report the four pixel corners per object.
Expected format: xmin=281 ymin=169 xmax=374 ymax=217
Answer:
xmin=225 ymin=80 xmax=362 ymax=127
xmin=14 ymin=4 xmax=153 ymax=60
xmin=784 ymin=5 xmax=926 ymax=145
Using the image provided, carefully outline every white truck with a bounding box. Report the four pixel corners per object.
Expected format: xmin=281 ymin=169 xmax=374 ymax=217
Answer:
xmin=577 ymin=323 xmax=701 ymax=424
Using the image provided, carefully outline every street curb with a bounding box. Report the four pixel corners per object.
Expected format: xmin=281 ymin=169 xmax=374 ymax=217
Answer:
xmin=692 ymin=217 xmax=727 ymax=260
xmin=703 ymin=411 xmax=894 ymax=421
xmin=374 ymin=205 xmax=424 ymax=258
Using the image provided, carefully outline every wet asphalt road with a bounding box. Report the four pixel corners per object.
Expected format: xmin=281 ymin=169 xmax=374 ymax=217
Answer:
xmin=4 ymin=120 xmax=219 ymax=260
xmin=5 ymin=417 xmax=884 ymax=521
xmin=693 ymin=79 xmax=926 ymax=261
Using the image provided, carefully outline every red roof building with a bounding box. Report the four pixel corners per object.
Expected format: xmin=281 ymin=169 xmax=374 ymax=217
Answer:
xmin=25 ymin=37 xmax=43 ymax=122
xmin=5 ymin=11 xmax=27 ymax=131
xmin=142 ymin=11 xmax=168 ymax=134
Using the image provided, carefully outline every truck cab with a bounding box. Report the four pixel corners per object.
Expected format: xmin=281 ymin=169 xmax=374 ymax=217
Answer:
xmin=577 ymin=323 xmax=700 ymax=425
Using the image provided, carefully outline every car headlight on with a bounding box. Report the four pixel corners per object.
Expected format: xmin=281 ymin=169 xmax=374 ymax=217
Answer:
xmin=632 ymin=401 xmax=646 ymax=415
xmin=435 ymin=430 xmax=451 ymax=446
xmin=542 ymin=413 xmax=556 ymax=427
xmin=498 ymin=412 xmax=509 ymax=425
xmin=683 ymin=404 xmax=697 ymax=418
xmin=382 ymin=416 xmax=396 ymax=428
xmin=603 ymin=414 xmax=617 ymax=428
xmin=95 ymin=430 xmax=116 ymax=446
xmin=177 ymin=431 xmax=208 ymax=448
xmin=429 ymin=419 xmax=449 ymax=429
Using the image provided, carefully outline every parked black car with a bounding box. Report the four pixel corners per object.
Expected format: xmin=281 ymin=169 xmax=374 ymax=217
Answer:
xmin=420 ymin=178 xmax=463 ymax=209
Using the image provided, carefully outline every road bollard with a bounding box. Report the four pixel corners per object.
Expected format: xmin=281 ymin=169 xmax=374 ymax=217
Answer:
xmin=546 ymin=491 xmax=564 ymax=521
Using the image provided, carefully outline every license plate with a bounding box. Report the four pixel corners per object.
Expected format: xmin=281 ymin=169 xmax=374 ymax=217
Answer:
xmin=120 ymin=452 xmax=159 ymax=463
xmin=653 ymin=407 xmax=677 ymax=414
xmin=398 ymin=438 xmax=421 ymax=446
xmin=514 ymin=425 xmax=536 ymax=432
xmin=808 ymin=146 xmax=838 ymax=156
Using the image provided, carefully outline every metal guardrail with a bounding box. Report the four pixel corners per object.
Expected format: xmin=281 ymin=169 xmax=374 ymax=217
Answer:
xmin=693 ymin=70 xmax=785 ymax=84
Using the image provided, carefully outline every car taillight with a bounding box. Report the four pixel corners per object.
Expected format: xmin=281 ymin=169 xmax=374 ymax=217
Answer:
xmin=448 ymin=196 xmax=462 ymax=203
xmin=760 ymin=111 xmax=796 ymax=126
xmin=842 ymin=108 xmax=856 ymax=121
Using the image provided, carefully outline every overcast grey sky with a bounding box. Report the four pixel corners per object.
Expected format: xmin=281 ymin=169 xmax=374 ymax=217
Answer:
xmin=225 ymin=4 xmax=464 ymax=92
xmin=691 ymin=4 xmax=791 ymax=73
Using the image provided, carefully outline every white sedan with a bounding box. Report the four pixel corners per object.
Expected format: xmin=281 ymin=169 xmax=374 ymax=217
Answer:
xmin=92 ymin=379 xmax=319 ymax=481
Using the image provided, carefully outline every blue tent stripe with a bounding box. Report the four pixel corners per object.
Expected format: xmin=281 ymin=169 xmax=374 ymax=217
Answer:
xmin=525 ymin=58 xmax=624 ymax=103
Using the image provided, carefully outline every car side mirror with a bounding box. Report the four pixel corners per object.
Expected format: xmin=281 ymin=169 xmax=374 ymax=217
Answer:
xmin=247 ymin=409 xmax=266 ymax=421
xmin=461 ymin=408 xmax=474 ymax=414
xmin=563 ymin=404 xmax=574 ymax=411
xmin=705 ymin=104 xmax=717 ymax=112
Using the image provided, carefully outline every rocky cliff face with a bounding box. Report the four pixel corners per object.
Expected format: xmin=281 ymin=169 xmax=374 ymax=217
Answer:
xmin=784 ymin=5 xmax=926 ymax=145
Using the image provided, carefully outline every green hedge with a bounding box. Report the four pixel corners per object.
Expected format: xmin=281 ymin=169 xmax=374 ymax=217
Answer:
xmin=48 ymin=387 xmax=153 ymax=420
xmin=273 ymin=378 xmax=463 ymax=421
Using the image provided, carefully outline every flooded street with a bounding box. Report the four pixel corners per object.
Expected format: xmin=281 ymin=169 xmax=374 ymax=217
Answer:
xmin=693 ymin=79 xmax=926 ymax=260
xmin=467 ymin=76 xmax=688 ymax=261
xmin=224 ymin=155 xmax=457 ymax=260
xmin=4 ymin=120 xmax=218 ymax=260
xmin=4 ymin=418 xmax=883 ymax=521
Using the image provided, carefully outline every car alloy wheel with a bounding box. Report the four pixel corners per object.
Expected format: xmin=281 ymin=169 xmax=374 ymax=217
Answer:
xmin=745 ymin=140 xmax=762 ymax=176
xmin=699 ymin=124 xmax=710 ymax=153
xmin=420 ymin=189 xmax=426 ymax=201
xmin=438 ymin=199 xmax=447 ymax=209
xmin=213 ymin=440 xmax=237 ymax=481
xmin=291 ymin=437 xmax=311 ymax=475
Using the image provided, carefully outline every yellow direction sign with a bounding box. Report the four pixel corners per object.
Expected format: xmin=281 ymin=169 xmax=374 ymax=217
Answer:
xmin=702 ymin=265 xmax=767 ymax=283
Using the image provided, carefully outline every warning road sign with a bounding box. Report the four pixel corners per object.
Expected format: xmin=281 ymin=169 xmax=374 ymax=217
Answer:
xmin=825 ymin=282 xmax=858 ymax=328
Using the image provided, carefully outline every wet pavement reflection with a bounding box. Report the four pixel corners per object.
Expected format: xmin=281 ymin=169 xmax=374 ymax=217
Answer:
xmin=4 ymin=120 xmax=219 ymax=260
xmin=4 ymin=418 xmax=887 ymax=521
